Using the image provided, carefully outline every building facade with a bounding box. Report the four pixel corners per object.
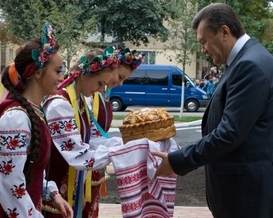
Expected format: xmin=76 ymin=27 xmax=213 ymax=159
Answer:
xmin=0 ymin=42 xmax=18 ymax=71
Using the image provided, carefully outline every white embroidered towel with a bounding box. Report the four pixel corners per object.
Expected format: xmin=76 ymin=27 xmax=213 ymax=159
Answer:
xmin=109 ymin=138 xmax=179 ymax=218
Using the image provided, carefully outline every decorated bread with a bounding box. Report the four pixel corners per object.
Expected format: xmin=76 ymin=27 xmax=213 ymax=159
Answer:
xmin=119 ymin=107 xmax=176 ymax=144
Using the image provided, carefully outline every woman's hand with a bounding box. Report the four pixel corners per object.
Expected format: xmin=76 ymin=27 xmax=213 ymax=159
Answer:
xmin=52 ymin=195 xmax=73 ymax=218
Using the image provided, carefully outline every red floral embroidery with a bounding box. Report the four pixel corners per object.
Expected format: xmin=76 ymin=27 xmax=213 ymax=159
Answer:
xmin=50 ymin=122 xmax=61 ymax=133
xmin=84 ymin=158 xmax=95 ymax=168
xmin=0 ymin=160 xmax=15 ymax=175
xmin=64 ymin=121 xmax=74 ymax=132
xmin=94 ymin=129 xmax=101 ymax=137
xmin=0 ymin=133 xmax=26 ymax=150
xmin=11 ymin=183 xmax=26 ymax=199
xmin=61 ymin=139 xmax=75 ymax=151
xmin=7 ymin=208 xmax=19 ymax=218
xmin=28 ymin=208 xmax=33 ymax=216
xmin=7 ymin=138 xmax=20 ymax=150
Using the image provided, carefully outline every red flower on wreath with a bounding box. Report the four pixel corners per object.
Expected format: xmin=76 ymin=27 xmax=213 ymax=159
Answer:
xmin=39 ymin=50 xmax=52 ymax=63
xmin=91 ymin=62 xmax=100 ymax=72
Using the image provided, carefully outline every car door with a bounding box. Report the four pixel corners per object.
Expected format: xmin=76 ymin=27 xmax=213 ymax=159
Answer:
xmin=120 ymin=69 xmax=146 ymax=105
xmin=144 ymin=70 xmax=170 ymax=106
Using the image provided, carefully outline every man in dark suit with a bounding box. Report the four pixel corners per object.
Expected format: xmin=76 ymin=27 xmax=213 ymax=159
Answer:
xmin=152 ymin=3 xmax=273 ymax=218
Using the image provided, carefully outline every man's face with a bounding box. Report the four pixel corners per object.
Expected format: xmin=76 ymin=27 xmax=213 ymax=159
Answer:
xmin=197 ymin=20 xmax=228 ymax=65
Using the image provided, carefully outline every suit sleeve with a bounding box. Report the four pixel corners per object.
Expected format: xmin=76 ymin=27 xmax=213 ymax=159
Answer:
xmin=169 ymin=59 xmax=270 ymax=176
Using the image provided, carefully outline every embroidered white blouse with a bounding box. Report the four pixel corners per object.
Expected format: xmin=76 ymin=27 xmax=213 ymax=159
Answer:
xmin=42 ymin=96 xmax=122 ymax=171
xmin=0 ymin=109 xmax=59 ymax=218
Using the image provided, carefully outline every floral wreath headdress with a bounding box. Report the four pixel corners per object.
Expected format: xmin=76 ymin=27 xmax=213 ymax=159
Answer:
xmin=8 ymin=23 xmax=57 ymax=91
xmin=119 ymin=48 xmax=145 ymax=69
xmin=32 ymin=22 xmax=57 ymax=69
xmin=78 ymin=46 xmax=120 ymax=75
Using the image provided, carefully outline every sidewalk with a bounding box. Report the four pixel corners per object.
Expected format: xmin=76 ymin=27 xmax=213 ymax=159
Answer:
xmin=99 ymin=203 xmax=213 ymax=218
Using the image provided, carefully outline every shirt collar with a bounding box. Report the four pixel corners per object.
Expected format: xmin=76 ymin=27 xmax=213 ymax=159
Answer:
xmin=226 ymin=34 xmax=250 ymax=66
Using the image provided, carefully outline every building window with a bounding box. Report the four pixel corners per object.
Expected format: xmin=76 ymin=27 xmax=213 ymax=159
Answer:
xmin=9 ymin=48 xmax=13 ymax=61
xmin=141 ymin=51 xmax=155 ymax=64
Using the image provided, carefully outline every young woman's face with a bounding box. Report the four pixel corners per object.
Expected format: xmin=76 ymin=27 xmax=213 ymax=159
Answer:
xmin=40 ymin=52 xmax=64 ymax=95
xmin=80 ymin=68 xmax=112 ymax=97
xmin=106 ymin=65 xmax=132 ymax=89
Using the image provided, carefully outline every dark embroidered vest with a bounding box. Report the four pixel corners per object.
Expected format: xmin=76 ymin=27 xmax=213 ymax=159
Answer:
xmin=97 ymin=98 xmax=113 ymax=132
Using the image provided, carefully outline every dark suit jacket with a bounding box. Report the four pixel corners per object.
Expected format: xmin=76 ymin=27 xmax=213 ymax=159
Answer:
xmin=169 ymin=38 xmax=273 ymax=218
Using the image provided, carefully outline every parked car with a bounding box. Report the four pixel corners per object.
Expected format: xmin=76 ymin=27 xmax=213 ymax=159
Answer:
xmin=110 ymin=64 xmax=209 ymax=112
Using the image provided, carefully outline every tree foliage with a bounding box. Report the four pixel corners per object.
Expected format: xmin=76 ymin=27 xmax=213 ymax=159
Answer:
xmin=0 ymin=0 xmax=172 ymax=67
xmin=192 ymin=0 xmax=273 ymax=56
xmin=195 ymin=0 xmax=273 ymax=42
xmin=86 ymin=0 xmax=171 ymax=46
xmin=0 ymin=0 xmax=97 ymax=68
xmin=162 ymin=0 xmax=199 ymax=73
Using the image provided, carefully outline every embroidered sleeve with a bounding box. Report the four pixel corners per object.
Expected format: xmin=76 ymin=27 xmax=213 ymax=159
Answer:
xmin=42 ymin=171 xmax=60 ymax=202
xmin=43 ymin=97 xmax=112 ymax=170
xmin=0 ymin=109 xmax=44 ymax=217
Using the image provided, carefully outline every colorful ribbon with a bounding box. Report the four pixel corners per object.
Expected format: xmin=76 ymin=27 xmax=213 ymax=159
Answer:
xmin=66 ymin=83 xmax=90 ymax=218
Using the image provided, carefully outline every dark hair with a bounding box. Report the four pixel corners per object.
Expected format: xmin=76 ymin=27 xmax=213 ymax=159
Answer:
xmin=192 ymin=3 xmax=245 ymax=39
xmin=119 ymin=63 xmax=134 ymax=72
xmin=1 ymin=37 xmax=60 ymax=185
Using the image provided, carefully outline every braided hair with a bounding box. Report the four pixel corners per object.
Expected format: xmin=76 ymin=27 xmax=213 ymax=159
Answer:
xmin=1 ymin=37 xmax=59 ymax=184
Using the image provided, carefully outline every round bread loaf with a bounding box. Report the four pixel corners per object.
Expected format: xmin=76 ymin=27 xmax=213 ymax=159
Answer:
xmin=119 ymin=107 xmax=176 ymax=144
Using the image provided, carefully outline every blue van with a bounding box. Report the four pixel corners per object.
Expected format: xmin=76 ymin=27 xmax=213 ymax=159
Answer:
xmin=110 ymin=64 xmax=209 ymax=112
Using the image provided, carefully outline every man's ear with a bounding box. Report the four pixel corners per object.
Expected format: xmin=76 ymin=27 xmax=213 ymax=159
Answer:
xmin=221 ymin=25 xmax=230 ymax=36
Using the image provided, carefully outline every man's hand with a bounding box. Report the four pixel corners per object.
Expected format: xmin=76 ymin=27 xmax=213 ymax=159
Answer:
xmin=52 ymin=195 xmax=73 ymax=218
xmin=151 ymin=150 xmax=175 ymax=176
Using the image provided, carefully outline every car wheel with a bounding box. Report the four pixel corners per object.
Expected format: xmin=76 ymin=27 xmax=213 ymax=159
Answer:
xmin=111 ymin=98 xmax=123 ymax=111
xmin=185 ymin=99 xmax=199 ymax=112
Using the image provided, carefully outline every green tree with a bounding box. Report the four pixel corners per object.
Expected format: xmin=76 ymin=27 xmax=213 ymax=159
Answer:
xmin=89 ymin=0 xmax=171 ymax=46
xmin=1 ymin=0 xmax=171 ymax=67
xmin=192 ymin=0 xmax=273 ymax=64
xmin=195 ymin=0 xmax=272 ymax=42
xmin=44 ymin=0 xmax=97 ymax=69
xmin=162 ymin=0 xmax=198 ymax=73
xmin=160 ymin=0 xmax=199 ymax=118
xmin=0 ymin=0 xmax=97 ymax=69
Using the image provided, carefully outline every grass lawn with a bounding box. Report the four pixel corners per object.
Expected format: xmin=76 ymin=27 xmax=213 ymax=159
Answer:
xmin=113 ymin=115 xmax=202 ymax=122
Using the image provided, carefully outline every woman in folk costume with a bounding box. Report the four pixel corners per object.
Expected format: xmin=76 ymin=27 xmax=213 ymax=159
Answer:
xmin=85 ymin=48 xmax=144 ymax=217
xmin=0 ymin=23 xmax=73 ymax=218
xmin=92 ymin=48 xmax=144 ymax=132
xmin=42 ymin=47 xmax=122 ymax=218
